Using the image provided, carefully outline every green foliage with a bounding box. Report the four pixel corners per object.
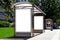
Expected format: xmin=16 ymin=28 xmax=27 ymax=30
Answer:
xmin=40 ymin=0 xmax=60 ymax=22
xmin=0 ymin=21 xmax=9 ymax=27
xmin=56 ymin=19 xmax=60 ymax=23
xmin=0 ymin=0 xmax=14 ymax=21
xmin=30 ymin=0 xmax=36 ymax=4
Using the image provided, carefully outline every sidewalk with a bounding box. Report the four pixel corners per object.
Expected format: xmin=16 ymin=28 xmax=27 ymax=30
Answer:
xmin=27 ymin=29 xmax=60 ymax=40
xmin=0 ymin=39 xmax=24 ymax=40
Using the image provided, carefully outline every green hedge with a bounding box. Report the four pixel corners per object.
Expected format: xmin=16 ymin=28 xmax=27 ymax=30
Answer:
xmin=0 ymin=21 xmax=9 ymax=27
xmin=56 ymin=19 xmax=60 ymax=23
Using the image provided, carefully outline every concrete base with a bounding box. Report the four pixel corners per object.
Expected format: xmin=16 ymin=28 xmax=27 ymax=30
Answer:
xmin=16 ymin=32 xmax=31 ymax=38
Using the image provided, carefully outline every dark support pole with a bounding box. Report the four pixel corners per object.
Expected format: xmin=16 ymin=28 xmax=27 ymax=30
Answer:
xmin=31 ymin=2 xmax=34 ymax=37
xmin=43 ymin=16 xmax=45 ymax=33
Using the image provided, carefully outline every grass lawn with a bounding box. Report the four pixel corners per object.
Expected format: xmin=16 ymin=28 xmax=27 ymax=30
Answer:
xmin=0 ymin=27 xmax=14 ymax=39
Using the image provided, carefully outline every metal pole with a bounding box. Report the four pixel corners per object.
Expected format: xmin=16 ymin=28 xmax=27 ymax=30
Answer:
xmin=31 ymin=4 xmax=34 ymax=37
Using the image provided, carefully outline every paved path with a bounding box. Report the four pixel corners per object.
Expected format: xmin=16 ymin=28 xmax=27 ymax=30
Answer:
xmin=27 ymin=29 xmax=60 ymax=40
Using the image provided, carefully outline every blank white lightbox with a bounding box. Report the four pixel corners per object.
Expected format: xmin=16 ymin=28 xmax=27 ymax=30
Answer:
xmin=16 ymin=9 xmax=31 ymax=32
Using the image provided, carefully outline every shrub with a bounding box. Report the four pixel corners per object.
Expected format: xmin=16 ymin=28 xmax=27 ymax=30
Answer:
xmin=0 ymin=21 xmax=9 ymax=27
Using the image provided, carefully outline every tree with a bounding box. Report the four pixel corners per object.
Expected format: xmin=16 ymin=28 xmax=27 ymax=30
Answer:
xmin=0 ymin=0 xmax=14 ymax=22
xmin=40 ymin=0 xmax=60 ymax=22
